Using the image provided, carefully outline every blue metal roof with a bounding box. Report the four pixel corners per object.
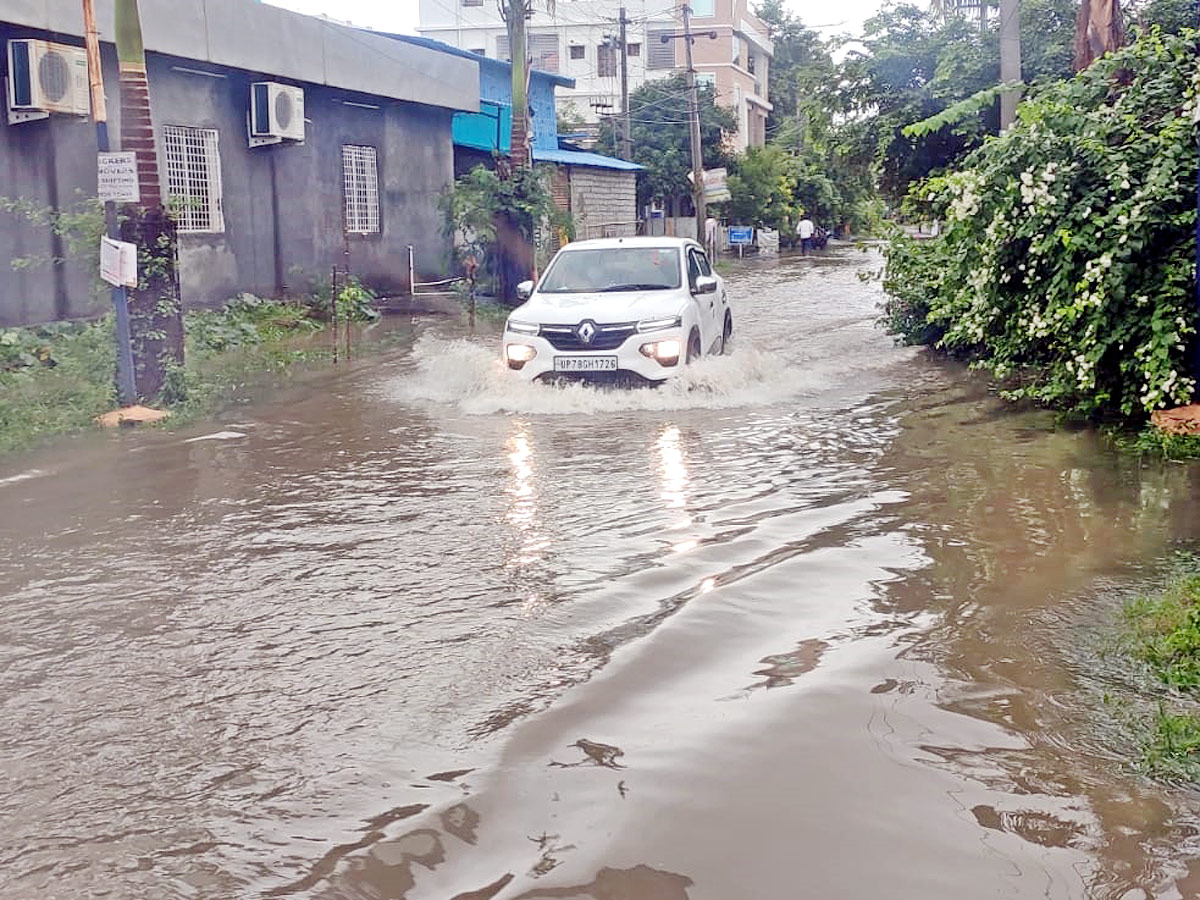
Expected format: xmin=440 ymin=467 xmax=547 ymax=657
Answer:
xmin=376 ymin=33 xmax=576 ymax=88
xmin=532 ymin=147 xmax=643 ymax=171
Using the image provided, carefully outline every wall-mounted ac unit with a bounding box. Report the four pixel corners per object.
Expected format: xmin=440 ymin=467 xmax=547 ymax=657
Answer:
xmin=250 ymin=82 xmax=304 ymax=142
xmin=6 ymin=39 xmax=89 ymax=118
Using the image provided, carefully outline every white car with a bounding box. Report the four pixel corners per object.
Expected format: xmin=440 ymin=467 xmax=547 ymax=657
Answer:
xmin=502 ymin=236 xmax=733 ymax=384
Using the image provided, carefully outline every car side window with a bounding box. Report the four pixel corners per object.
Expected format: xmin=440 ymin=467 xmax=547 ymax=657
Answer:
xmin=687 ymin=250 xmax=703 ymax=292
xmin=697 ymin=251 xmax=713 ymax=277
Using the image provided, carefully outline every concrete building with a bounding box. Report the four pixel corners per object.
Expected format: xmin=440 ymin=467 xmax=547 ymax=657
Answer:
xmin=391 ymin=34 xmax=642 ymax=241
xmin=416 ymin=0 xmax=772 ymax=151
xmin=0 ymin=0 xmax=476 ymax=326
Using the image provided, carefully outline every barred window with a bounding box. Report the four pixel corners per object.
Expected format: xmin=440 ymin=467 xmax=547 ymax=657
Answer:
xmin=342 ymin=145 xmax=379 ymax=235
xmin=627 ymin=42 xmax=641 ymax=57
xmin=529 ymin=33 xmax=559 ymax=72
xmin=597 ymin=43 xmax=617 ymax=77
xmin=163 ymin=125 xmax=224 ymax=233
xmin=497 ymin=34 xmax=559 ymax=71
xmin=647 ymin=30 xmax=675 ymax=69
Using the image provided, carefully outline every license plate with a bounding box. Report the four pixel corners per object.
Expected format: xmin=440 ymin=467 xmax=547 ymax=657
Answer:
xmin=553 ymin=356 xmax=618 ymax=372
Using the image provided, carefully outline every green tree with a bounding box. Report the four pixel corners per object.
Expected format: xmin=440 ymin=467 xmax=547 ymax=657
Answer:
xmin=596 ymin=74 xmax=737 ymax=214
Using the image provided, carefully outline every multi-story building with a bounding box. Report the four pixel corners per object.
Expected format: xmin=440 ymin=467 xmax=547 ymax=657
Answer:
xmin=416 ymin=0 xmax=772 ymax=152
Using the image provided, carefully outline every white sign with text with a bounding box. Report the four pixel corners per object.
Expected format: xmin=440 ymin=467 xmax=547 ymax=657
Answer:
xmin=97 ymin=152 xmax=140 ymax=203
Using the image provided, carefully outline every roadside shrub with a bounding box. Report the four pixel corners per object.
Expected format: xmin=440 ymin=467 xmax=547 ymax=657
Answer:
xmin=187 ymin=294 xmax=320 ymax=356
xmin=882 ymin=28 xmax=1199 ymax=419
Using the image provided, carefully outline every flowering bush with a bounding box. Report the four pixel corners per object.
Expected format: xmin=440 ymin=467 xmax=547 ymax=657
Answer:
xmin=883 ymin=28 xmax=1199 ymax=418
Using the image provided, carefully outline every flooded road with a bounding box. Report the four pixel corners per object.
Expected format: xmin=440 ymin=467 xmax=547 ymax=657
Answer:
xmin=4 ymin=247 xmax=1200 ymax=899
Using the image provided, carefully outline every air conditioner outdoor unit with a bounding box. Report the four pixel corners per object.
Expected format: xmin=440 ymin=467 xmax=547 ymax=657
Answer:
xmin=6 ymin=39 xmax=90 ymax=117
xmin=250 ymin=82 xmax=304 ymax=142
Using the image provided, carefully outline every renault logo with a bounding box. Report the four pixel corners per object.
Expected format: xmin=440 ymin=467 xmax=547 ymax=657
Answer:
xmin=577 ymin=321 xmax=596 ymax=344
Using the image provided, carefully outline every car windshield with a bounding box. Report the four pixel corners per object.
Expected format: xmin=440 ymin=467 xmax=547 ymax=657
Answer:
xmin=538 ymin=247 xmax=682 ymax=293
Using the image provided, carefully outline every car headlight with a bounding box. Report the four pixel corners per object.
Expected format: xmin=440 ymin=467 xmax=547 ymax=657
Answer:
xmin=506 ymin=319 xmax=539 ymax=336
xmin=636 ymin=316 xmax=682 ymax=333
xmin=639 ymin=338 xmax=681 ymax=365
xmin=505 ymin=343 xmax=537 ymax=369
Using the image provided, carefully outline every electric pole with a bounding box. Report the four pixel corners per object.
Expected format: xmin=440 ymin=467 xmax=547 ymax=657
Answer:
xmin=681 ymin=2 xmax=705 ymax=240
xmin=618 ymin=5 xmax=631 ymax=160
xmin=82 ymin=0 xmax=136 ymax=405
xmin=998 ymin=0 xmax=1021 ymax=130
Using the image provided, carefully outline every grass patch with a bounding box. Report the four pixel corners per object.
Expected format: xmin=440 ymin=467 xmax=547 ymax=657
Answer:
xmin=1143 ymin=706 xmax=1200 ymax=781
xmin=0 ymin=294 xmax=372 ymax=457
xmin=1104 ymin=425 xmax=1200 ymax=461
xmin=1121 ymin=559 xmax=1200 ymax=777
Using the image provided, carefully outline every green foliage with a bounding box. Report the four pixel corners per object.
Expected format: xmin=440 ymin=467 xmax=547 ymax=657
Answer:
xmin=902 ymin=81 xmax=1024 ymax=138
xmin=837 ymin=0 xmax=1076 ymax=205
xmin=1133 ymin=0 xmax=1200 ymax=34
xmin=1125 ymin=573 xmax=1200 ymax=690
xmin=882 ymin=29 xmax=1199 ymax=420
xmin=596 ymin=74 xmax=737 ymax=209
xmin=0 ymin=194 xmax=107 ymax=302
xmin=1143 ymin=707 xmax=1200 ymax=779
xmin=0 ymin=317 xmax=117 ymax=455
xmin=727 ymin=146 xmax=800 ymax=230
xmin=187 ymin=294 xmax=321 ymax=356
xmin=1106 ymin=425 xmax=1200 ymax=460
xmin=439 ymin=163 xmax=573 ymax=293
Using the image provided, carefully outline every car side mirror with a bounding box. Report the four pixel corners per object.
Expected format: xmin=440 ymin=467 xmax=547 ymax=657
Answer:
xmin=516 ymin=280 xmax=534 ymax=301
xmin=694 ymin=275 xmax=718 ymax=295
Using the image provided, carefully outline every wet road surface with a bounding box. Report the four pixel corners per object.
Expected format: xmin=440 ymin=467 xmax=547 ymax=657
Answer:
xmin=4 ymin=247 xmax=1200 ymax=899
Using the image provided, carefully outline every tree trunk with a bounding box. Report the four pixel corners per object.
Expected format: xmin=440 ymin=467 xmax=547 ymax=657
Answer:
xmin=1073 ymin=0 xmax=1125 ymax=71
xmin=115 ymin=0 xmax=183 ymax=400
xmin=508 ymin=3 xmax=530 ymax=169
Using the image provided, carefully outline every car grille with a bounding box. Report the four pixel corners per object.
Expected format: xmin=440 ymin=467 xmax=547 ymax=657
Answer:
xmin=540 ymin=322 xmax=638 ymax=352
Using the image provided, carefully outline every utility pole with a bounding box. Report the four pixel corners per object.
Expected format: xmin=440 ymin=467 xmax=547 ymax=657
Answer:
xmin=618 ymin=5 xmax=631 ymax=160
xmin=681 ymin=2 xmax=705 ymax=240
xmin=998 ymin=0 xmax=1021 ymax=130
xmin=82 ymin=0 xmax=136 ymax=405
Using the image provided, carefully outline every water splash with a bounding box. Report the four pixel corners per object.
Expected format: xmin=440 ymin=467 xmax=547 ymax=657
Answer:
xmin=387 ymin=335 xmax=821 ymax=416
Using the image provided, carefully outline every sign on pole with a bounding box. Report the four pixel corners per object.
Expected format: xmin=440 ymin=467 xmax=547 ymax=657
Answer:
xmin=97 ymin=152 xmax=140 ymax=203
xmin=728 ymin=225 xmax=754 ymax=245
xmin=687 ymin=168 xmax=732 ymax=203
xmin=100 ymin=236 xmax=138 ymax=287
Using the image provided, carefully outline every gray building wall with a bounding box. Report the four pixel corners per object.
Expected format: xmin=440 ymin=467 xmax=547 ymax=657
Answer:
xmin=0 ymin=27 xmax=459 ymax=325
xmin=570 ymin=168 xmax=637 ymax=240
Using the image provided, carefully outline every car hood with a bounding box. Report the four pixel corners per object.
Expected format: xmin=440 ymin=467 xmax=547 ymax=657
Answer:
xmin=514 ymin=291 xmax=684 ymax=325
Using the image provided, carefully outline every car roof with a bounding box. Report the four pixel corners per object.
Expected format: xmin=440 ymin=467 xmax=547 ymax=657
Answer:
xmin=558 ymin=236 xmax=698 ymax=252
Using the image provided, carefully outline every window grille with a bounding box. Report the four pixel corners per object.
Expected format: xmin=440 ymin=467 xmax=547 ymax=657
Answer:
xmin=163 ymin=125 xmax=224 ymax=233
xmin=342 ymin=145 xmax=380 ymax=235
xmin=647 ymin=30 xmax=675 ymax=69
xmin=597 ymin=43 xmax=617 ymax=77
xmin=627 ymin=42 xmax=641 ymax=57
xmin=529 ymin=33 xmax=559 ymax=72
xmin=569 ymin=44 xmax=585 ymax=60
xmin=497 ymin=35 xmax=510 ymax=61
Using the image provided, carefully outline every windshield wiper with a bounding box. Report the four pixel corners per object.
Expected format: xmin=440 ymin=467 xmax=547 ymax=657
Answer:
xmin=598 ymin=283 xmax=671 ymax=292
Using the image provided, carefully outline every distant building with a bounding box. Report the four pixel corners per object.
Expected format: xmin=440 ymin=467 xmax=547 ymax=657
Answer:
xmin=0 ymin=0 xmax=477 ymax=326
xmin=416 ymin=0 xmax=772 ymax=152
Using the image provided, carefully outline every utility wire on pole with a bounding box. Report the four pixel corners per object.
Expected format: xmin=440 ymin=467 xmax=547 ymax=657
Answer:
xmin=660 ymin=4 xmax=715 ymax=239
xmin=619 ymin=5 xmax=631 ymax=160
xmin=82 ymin=0 xmax=136 ymax=405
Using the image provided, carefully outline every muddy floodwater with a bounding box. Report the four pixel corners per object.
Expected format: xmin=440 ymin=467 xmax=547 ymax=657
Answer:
xmin=6 ymin=248 xmax=1200 ymax=900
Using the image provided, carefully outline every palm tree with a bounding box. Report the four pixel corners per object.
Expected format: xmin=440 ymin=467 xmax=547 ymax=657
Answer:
xmin=115 ymin=0 xmax=183 ymax=400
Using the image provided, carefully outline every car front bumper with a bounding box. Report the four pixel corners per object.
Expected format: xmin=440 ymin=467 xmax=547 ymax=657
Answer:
xmin=502 ymin=330 xmax=685 ymax=383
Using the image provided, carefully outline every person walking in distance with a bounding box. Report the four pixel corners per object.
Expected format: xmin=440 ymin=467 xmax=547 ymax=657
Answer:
xmin=798 ymin=215 xmax=815 ymax=255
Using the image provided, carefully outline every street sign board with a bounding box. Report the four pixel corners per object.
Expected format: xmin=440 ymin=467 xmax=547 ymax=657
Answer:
xmin=728 ymin=225 xmax=754 ymax=245
xmin=97 ymin=152 xmax=140 ymax=203
xmin=687 ymin=167 xmax=732 ymax=203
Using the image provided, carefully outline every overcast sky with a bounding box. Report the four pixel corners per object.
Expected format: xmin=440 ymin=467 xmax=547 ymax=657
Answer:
xmin=263 ymin=0 xmax=890 ymax=40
